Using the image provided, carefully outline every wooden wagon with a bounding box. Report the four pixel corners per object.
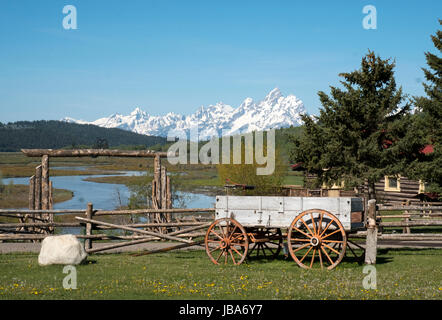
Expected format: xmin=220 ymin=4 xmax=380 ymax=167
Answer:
xmin=204 ymin=196 xmax=365 ymax=269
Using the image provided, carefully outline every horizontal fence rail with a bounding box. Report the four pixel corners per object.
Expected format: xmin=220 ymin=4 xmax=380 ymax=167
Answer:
xmin=0 ymin=203 xmax=216 ymax=254
xmin=21 ymin=149 xmax=172 ymax=158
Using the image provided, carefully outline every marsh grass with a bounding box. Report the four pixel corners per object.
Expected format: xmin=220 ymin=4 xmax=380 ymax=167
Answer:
xmin=0 ymin=184 xmax=73 ymax=209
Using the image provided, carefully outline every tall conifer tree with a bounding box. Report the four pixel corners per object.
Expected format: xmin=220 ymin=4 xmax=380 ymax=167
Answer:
xmin=289 ymin=51 xmax=411 ymax=199
xmin=406 ymin=20 xmax=441 ymax=195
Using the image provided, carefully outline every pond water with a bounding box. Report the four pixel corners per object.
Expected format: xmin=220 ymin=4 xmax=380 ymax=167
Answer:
xmin=3 ymin=167 xmax=215 ymax=210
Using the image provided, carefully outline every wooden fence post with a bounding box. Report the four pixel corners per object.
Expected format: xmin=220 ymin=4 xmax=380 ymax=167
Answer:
xmin=403 ymin=200 xmax=411 ymax=234
xmin=49 ymin=181 xmax=53 ymax=210
xmin=166 ymin=176 xmax=172 ymax=217
xmin=26 ymin=175 xmax=36 ymax=233
xmin=85 ymin=203 xmax=94 ymax=250
xmin=41 ymin=155 xmax=50 ymax=210
xmin=29 ymin=176 xmax=36 ymax=210
xmin=41 ymin=155 xmax=52 ymax=233
xmin=161 ymin=165 xmax=167 ymax=210
xmin=152 ymin=155 xmax=161 ymax=227
xmin=365 ymin=199 xmax=377 ymax=264
xmin=34 ymin=165 xmax=42 ymax=210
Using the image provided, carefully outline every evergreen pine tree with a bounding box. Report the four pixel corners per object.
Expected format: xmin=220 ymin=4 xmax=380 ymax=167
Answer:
xmin=289 ymin=51 xmax=411 ymax=199
xmin=406 ymin=20 xmax=442 ymax=195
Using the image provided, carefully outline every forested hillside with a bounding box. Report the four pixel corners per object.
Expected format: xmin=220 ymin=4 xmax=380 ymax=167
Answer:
xmin=0 ymin=121 xmax=167 ymax=151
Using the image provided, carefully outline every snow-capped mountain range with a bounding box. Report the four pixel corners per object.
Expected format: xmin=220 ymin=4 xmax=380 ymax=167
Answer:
xmin=62 ymin=88 xmax=305 ymax=140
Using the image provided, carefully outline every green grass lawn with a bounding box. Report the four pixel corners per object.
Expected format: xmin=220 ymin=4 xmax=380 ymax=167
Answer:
xmin=0 ymin=248 xmax=440 ymax=300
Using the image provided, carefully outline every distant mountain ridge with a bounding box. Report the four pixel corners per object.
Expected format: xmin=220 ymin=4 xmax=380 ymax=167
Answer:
xmin=63 ymin=88 xmax=306 ymax=140
xmin=0 ymin=121 xmax=166 ymax=152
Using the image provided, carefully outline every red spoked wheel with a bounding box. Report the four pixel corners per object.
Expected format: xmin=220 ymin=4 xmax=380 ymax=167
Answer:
xmin=287 ymin=209 xmax=347 ymax=270
xmin=205 ymin=218 xmax=249 ymax=265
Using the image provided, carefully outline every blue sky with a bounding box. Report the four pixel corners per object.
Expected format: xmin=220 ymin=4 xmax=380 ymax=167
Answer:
xmin=0 ymin=0 xmax=440 ymax=123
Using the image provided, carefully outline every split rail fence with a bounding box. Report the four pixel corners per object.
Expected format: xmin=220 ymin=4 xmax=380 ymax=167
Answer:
xmin=0 ymin=205 xmax=215 ymax=254
xmin=353 ymin=200 xmax=442 ymax=264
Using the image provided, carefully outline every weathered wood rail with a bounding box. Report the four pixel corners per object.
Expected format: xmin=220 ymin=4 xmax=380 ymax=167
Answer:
xmin=0 ymin=204 xmax=215 ymax=254
xmin=21 ymin=149 xmax=172 ymax=158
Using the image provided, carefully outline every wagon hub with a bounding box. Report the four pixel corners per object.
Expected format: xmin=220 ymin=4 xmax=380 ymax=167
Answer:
xmin=310 ymin=236 xmax=321 ymax=247
xmin=220 ymin=239 xmax=230 ymax=249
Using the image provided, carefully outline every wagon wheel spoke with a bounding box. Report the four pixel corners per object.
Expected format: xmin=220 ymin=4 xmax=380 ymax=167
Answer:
xmin=310 ymin=249 xmax=316 ymax=268
xmin=228 ymin=225 xmax=238 ymax=241
xmin=318 ymin=212 xmax=323 ymax=236
xmin=299 ymin=245 xmax=313 ymax=263
xmin=249 ymin=242 xmax=258 ymax=254
xmin=263 ymin=243 xmax=275 ymax=256
xmin=290 ymin=238 xmax=310 ymax=242
xmin=229 ymin=249 xmax=237 ymax=264
xmin=231 ymin=245 xmax=244 ymax=258
xmin=210 ymin=229 xmax=223 ymax=241
xmin=292 ymin=242 xmax=310 ymax=253
xmin=348 ymin=239 xmax=365 ymax=251
xmin=326 ymin=242 xmax=338 ymax=256
xmin=319 ymin=219 xmax=335 ymax=238
xmin=262 ymin=245 xmax=267 ymax=258
xmin=216 ymin=250 xmax=223 ymax=263
xmin=322 ymin=243 xmax=340 ymax=255
xmin=218 ymin=223 xmax=227 ymax=238
xmin=292 ymin=226 xmax=313 ymax=239
xmin=321 ymin=228 xmax=342 ymax=240
xmin=310 ymin=213 xmax=317 ymax=235
xmin=318 ymin=247 xmax=323 ymax=269
xmin=300 ymin=217 xmax=314 ymax=237
xmin=346 ymin=240 xmax=365 ymax=261
xmin=321 ymin=246 xmax=334 ymax=265
xmin=348 ymin=242 xmax=358 ymax=257
xmin=209 ymin=244 xmax=221 ymax=253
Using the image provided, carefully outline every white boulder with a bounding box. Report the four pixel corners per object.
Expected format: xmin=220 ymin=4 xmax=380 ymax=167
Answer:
xmin=38 ymin=234 xmax=87 ymax=266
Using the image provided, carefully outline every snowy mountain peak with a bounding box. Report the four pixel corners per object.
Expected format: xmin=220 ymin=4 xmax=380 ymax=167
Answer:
xmin=63 ymin=88 xmax=306 ymax=139
xmin=239 ymin=97 xmax=254 ymax=109
xmin=264 ymin=87 xmax=283 ymax=105
xmin=130 ymin=107 xmax=144 ymax=115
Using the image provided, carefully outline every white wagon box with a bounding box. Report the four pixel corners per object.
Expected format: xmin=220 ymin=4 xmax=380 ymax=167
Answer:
xmin=214 ymin=196 xmax=365 ymax=231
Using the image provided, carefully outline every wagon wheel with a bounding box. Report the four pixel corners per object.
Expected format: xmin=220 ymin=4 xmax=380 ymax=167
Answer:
xmin=246 ymin=228 xmax=282 ymax=260
xmin=287 ymin=209 xmax=347 ymax=270
xmin=205 ymin=218 xmax=249 ymax=265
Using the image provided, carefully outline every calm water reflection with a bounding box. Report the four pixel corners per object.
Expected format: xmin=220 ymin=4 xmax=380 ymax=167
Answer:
xmin=3 ymin=168 xmax=214 ymax=210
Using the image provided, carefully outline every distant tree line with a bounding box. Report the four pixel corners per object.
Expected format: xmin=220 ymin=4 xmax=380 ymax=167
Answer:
xmin=0 ymin=120 xmax=167 ymax=151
